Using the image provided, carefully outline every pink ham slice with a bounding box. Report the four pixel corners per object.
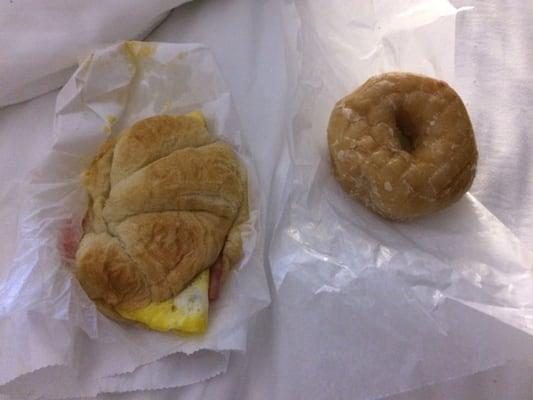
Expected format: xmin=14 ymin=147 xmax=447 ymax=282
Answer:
xmin=208 ymin=254 xmax=224 ymax=302
xmin=60 ymin=218 xmax=82 ymax=261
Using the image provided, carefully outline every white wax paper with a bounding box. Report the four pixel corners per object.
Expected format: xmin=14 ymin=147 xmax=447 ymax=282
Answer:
xmin=0 ymin=41 xmax=270 ymax=399
xmin=266 ymin=0 xmax=533 ymax=398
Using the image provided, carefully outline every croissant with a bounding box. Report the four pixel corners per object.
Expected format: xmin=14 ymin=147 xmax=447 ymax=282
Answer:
xmin=75 ymin=113 xmax=248 ymax=324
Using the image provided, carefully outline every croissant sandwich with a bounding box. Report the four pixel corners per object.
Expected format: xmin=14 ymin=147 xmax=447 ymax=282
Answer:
xmin=75 ymin=112 xmax=249 ymax=334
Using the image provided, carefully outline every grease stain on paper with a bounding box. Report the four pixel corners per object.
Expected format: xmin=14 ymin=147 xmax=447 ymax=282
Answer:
xmin=125 ymin=41 xmax=157 ymax=60
xmin=103 ymin=115 xmax=118 ymax=135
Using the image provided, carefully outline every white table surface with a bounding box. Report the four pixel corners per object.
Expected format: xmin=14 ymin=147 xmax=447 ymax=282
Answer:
xmin=0 ymin=0 xmax=531 ymax=398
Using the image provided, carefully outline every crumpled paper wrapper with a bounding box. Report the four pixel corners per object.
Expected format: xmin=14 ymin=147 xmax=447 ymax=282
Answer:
xmin=0 ymin=41 xmax=270 ymax=399
xmin=267 ymin=0 xmax=533 ymax=398
xmin=0 ymin=0 xmax=191 ymax=108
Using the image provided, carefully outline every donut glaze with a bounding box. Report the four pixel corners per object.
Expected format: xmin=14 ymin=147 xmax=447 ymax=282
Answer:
xmin=327 ymin=72 xmax=477 ymax=221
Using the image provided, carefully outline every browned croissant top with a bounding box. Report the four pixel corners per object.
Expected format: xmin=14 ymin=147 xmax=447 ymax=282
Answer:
xmin=75 ymin=114 xmax=248 ymax=320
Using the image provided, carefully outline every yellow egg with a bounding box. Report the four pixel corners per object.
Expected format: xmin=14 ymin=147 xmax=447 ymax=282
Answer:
xmin=183 ymin=110 xmax=207 ymax=126
xmin=117 ymin=269 xmax=209 ymax=334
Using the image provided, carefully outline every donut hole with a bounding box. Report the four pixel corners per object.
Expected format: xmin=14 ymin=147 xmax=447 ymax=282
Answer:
xmin=395 ymin=109 xmax=417 ymax=152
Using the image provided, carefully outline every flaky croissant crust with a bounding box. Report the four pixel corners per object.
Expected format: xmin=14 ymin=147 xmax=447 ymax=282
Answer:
xmin=75 ymin=115 xmax=248 ymax=320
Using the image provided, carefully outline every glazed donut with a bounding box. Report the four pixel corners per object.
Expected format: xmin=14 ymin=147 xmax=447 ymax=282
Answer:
xmin=327 ymin=72 xmax=477 ymax=221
